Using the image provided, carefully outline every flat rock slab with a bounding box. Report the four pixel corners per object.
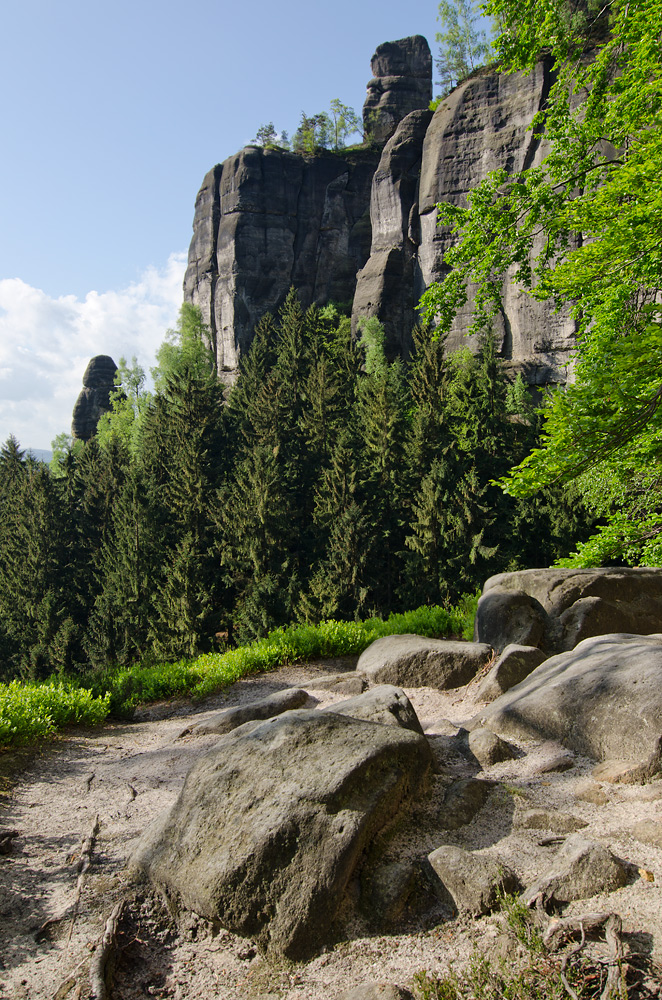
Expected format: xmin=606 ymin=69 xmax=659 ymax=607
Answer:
xmin=473 ymin=634 xmax=662 ymax=774
xmin=357 ymin=634 xmax=492 ymax=689
xmin=522 ymin=833 xmax=627 ymax=904
xmin=324 ymin=685 xmax=424 ymax=734
xmin=428 ymin=845 xmax=519 ymax=916
xmin=306 ymin=673 xmax=367 ymax=696
xmin=130 ymin=709 xmax=432 ymax=961
xmin=516 ymin=809 xmax=588 ymax=834
xmin=180 ymin=687 xmax=310 ymax=737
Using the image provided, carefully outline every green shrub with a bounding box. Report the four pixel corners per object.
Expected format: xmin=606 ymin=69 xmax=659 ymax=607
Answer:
xmin=0 ymin=680 xmax=110 ymax=747
xmin=0 ymin=597 xmax=478 ymax=744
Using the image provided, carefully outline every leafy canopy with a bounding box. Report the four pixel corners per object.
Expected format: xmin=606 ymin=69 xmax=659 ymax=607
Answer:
xmin=420 ymin=0 xmax=662 ymax=566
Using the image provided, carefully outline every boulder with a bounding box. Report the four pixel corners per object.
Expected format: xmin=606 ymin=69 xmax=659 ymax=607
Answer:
xmin=516 ymin=809 xmax=588 ymax=834
xmin=468 ymin=728 xmax=516 ymax=767
xmin=324 ymin=684 xmax=424 ymax=734
xmin=357 ymin=635 xmax=492 ymax=689
xmin=473 ymin=633 xmax=662 ymax=777
xmin=473 ymin=590 xmax=547 ymax=654
xmin=306 ymin=673 xmax=367 ymax=696
xmin=476 ymin=567 xmax=662 ymax=653
xmin=440 ymin=778 xmax=495 ymax=830
xmin=180 ymin=687 xmax=310 ymax=737
xmin=428 ymin=845 xmax=519 ymax=917
xmin=522 ymin=834 xmax=628 ymax=904
xmin=71 ymin=355 xmax=118 ymax=440
xmin=130 ymin=709 xmax=432 ymax=960
xmin=477 ymin=644 xmax=548 ymax=700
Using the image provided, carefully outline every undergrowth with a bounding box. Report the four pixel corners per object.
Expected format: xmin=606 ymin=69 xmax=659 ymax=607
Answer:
xmin=0 ymin=597 xmax=478 ymax=747
xmin=412 ymin=952 xmax=588 ymax=1000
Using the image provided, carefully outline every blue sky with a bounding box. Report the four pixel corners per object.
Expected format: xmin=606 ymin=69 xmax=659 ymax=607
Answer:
xmin=0 ymin=0 xmax=444 ymax=449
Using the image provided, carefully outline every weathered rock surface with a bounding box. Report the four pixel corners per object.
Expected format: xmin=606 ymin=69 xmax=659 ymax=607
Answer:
xmin=352 ymin=108 xmax=432 ymax=356
xmin=130 ymin=709 xmax=432 ymax=960
xmin=476 ymin=567 xmax=662 ymax=653
xmin=516 ymin=809 xmax=588 ymax=834
xmin=179 ymin=687 xmax=309 ymax=737
xmin=360 ymin=860 xmax=420 ymax=925
xmin=337 ymin=985 xmax=414 ymax=1000
xmin=71 ymin=355 xmax=118 ymax=440
xmin=307 ymin=672 xmax=367 ymax=696
xmin=362 ymin=36 xmax=432 ymax=145
xmin=428 ymin=845 xmax=519 ymax=916
xmin=357 ymin=634 xmax=492 ymax=689
xmin=477 ymin=644 xmax=548 ymax=699
xmin=474 ymin=633 xmax=662 ymax=776
xmin=440 ymin=777 xmax=496 ymax=830
xmin=184 ymin=147 xmax=377 ymax=380
xmin=324 ymin=684 xmax=424 ymax=734
xmin=522 ymin=834 xmax=628 ymax=904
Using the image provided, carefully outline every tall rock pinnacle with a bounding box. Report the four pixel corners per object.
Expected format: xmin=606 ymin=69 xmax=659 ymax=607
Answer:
xmin=362 ymin=36 xmax=433 ymax=145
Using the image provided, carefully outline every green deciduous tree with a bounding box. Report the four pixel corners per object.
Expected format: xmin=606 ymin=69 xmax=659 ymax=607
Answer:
xmin=421 ymin=0 xmax=662 ymax=566
xmin=435 ymin=0 xmax=491 ymax=96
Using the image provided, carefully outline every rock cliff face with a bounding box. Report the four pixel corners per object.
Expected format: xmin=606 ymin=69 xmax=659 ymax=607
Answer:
xmin=183 ymin=148 xmax=378 ymax=380
xmin=353 ymin=57 xmax=577 ymax=382
xmin=184 ymin=37 xmax=577 ymax=386
xmin=71 ymin=355 xmax=117 ymax=441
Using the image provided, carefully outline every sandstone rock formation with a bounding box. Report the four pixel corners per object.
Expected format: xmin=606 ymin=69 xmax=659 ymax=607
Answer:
xmin=477 ymin=643 xmax=548 ymax=700
xmin=362 ymin=35 xmax=432 ymax=145
xmin=130 ymin=708 xmax=432 ymax=960
xmin=185 ymin=38 xmax=578 ymax=386
xmin=474 ymin=632 xmax=662 ymax=778
xmin=71 ymin=355 xmax=117 ymax=441
xmin=183 ymin=147 xmax=378 ymax=381
xmin=475 ymin=566 xmax=662 ymax=653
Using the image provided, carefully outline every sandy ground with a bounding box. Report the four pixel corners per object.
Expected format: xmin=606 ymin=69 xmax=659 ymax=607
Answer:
xmin=1 ymin=658 xmax=662 ymax=999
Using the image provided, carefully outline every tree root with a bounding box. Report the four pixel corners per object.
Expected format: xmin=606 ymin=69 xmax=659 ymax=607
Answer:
xmin=67 ymin=814 xmax=100 ymax=945
xmin=542 ymin=910 xmax=626 ymax=1000
xmin=89 ymin=898 xmax=126 ymax=1000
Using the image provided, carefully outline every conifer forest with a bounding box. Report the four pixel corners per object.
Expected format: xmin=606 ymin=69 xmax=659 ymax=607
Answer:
xmin=0 ymin=295 xmax=592 ymax=682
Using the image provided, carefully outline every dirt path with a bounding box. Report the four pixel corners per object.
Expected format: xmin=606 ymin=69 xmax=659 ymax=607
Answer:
xmin=1 ymin=660 xmax=661 ymax=999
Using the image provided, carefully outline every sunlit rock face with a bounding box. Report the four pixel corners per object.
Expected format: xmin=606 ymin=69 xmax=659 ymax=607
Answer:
xmin=184 ymin=37 xmax=576 ymax=387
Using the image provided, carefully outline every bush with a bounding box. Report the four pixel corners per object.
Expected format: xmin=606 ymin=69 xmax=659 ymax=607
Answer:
xmin=0 ymin=597 xmax=478 ymax=745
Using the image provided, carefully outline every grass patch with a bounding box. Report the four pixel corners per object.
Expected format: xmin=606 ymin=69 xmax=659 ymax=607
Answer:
xmin=412 ymin=953 xmax=588 ymax=1000
xmin=0 ymin=599 xmax=477 ymax=747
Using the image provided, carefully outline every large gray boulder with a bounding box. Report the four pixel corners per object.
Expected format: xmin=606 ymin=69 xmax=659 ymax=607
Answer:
xmin=71 ymin=355 xmax=118 ymax=440
xmin=475 ymin=567 xmax=662 ymax=653
xmin=324 ymin=684 xmax=424 ymax=734
xmin=130 ymin=709 xmax=432 ymax=960
xmin=362 ymin=36 xmax=432 ymax=144
xmin=357 ymin=634 xmax=492 ymax=689
xmin=474 ymin=633 xmax=662 ymax=777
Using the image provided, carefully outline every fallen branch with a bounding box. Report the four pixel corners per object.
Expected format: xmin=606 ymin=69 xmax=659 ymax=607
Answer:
xmin=89 ymin=899 xmax=126 ymax=1000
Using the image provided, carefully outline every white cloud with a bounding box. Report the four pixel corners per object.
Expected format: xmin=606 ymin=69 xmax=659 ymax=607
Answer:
xmin=0 ymin=252 xmax=187 ymax=450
